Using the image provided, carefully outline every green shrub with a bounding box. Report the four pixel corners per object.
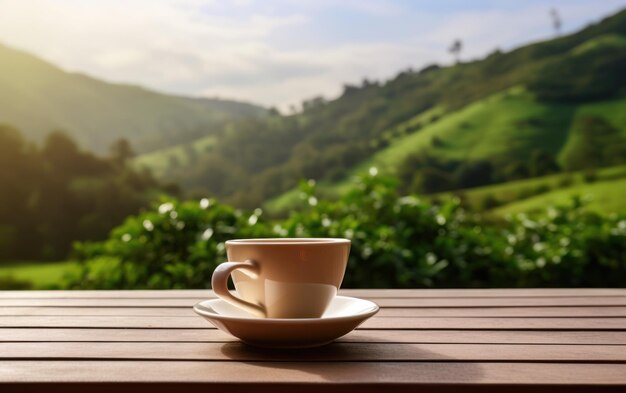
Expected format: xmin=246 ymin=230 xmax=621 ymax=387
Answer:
xmin=528 ymin=38 xmax=626 ymax=102
xmin=584 ymin=170 xmax=598 ymax=183
xmin=68 ymin=198 xmax=273 ymax=289
xmin=478 ymin=195 xmax=501 ymax=210
xmin=558 ymin=175 xmax=574 ymax=188
xmin=286 ymin=177 xmax=626 ymax=287
xmin=563 ymin=117 xmax=626 ymax=171
xmin=0 ymin=276 xmax=32 ymax=290
xmin=67 ymin=174 xmax=626 ymax=289
xmin=533 ymin=184 xmax=552 ymax=195
xmin=503 ymin=197 xmax=626 ymax=287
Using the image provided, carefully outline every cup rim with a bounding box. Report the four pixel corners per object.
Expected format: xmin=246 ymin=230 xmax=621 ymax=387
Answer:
xmin=226 ymin=238 xmax=350 ymax=246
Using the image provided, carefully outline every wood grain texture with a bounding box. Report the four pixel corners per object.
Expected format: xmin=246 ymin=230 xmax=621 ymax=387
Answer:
xmin=1 ymin=361 xmax=626 ymax=385
xmin=2 ymin=315 xmax=625 ymax=329
xmin=2 ymin=306 xmax=626 ymax=317
xmin=1 ymin=288 xmax=624 ymax=298
xmin=1 ymin=289 xmax=625 ymax=391
xmin=2 ymin=383 xmax=625 ymax=393
xmin=2 ymin=296 xmax=626 ymax=307
xmin=2 ymin=328 xmax=626 ymax=344
xmin=1 ymin=342 xmax=625 ymax=362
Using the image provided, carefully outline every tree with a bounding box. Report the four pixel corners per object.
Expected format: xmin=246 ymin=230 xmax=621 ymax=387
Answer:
xmin=431 ymin=136 xmax=445 ymax=148
xmin=362 ymin=78 xmax=378 ymax=88
xmin=341 ymin=83 xmax=360 ymax=97
xmin=109 ymin=138 xmax=135 ymax=165
xmin=528 ymin=43 xmax=626 ymax=102
xmin=454 ymin=160 xmax=493 ymax=189
xmin=529 ymin=150 xmax=559 ymax=177
xmin=449 ymin=39 xmax=463 ymax=63
xmin=550 ymin=8 xmax=562 ymax=36
xmin=43 ymin=131 xmax=110 ymax=177
xmin=302 ymin=96 xmax=327 ymax=112
xmin=0 ymin=127 xmax=167 ymax=261
xmin=267 ymin=107 xmax=281 ymax=116
xmin=501 ymin=161 xmax=529 ymax=181
xmin=418 ymin=64 xmax=440 ymax=75
xmin=0 ymin=126 xmax=41 ymax=259
xmin=410 ymin=167 xmax=453 ymax=194
xmin=562 ymin=116 xmax=625 ymax=171
xmin=42 ymin=131 xmax=80 ymax=171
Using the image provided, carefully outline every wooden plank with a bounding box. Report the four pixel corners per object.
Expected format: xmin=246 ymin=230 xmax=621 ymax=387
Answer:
xmin=3 ymin=306 xmax=626 ymax=318
xmin=2 ymin=328 xmax=626 ymax=345
xmin=1 ymin=288 xmax=625 ymax=298
xmin=0 ymin=298 xmax=200 ymax=307
xmin=0 ymin=307 xmax=197 ymax=316
xmin=0 ymin=290 xmax=215 ymax=299
xmin=367 ymin=297 xmax=626 ymax=308
xmin=0 ymin=328 xmax=235 ymax=342
xmin=1 ymin=315 xmax=625 ymax=329
xmin=345 ymin=288 xmax=626 ymax=298
xmin=2 ymin=289 xmax=625 ymax=391
xmin=1 ymin=383 xmax=622 ymax=393
xmin=378 ymin=307 xmax=626 ymax=317
xmin=2 ymin=296 xmax=626 ymax=307
xmin=0 ymin=342 xmax=625 ymax=362
xmin=1 ymin=361 xmax=626 ymax=386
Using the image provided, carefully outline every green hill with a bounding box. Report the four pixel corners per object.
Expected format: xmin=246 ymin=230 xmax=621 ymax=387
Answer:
xmin=135 ymin=9 xmax=626 ymax=210
xmin=265 ymin=87 xmax=626 ymax=214
xmin=0 ymin=43 xmax=266 ymax=153
xmin=134 ymin=134 xmax=218 ymax=177
xmin=331 ymin=88 xmax=625 ymax=191
xmin=449 ymin=165 xmax=626 ymax=210
xmin=493 ymin=175 xmax=626 ymax=216
xmin=336 ymin=87 xmax=571 ymax=176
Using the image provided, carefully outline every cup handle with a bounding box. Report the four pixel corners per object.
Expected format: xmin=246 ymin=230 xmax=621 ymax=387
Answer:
xmin=211 ymin=260 xmax=266 ymax=318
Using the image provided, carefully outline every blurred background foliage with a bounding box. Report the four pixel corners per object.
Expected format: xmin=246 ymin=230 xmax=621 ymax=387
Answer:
xmin=65 ymin=173 xmax=625 ymax=289
xmin=0 ymin=125 xmax=176 ymax=262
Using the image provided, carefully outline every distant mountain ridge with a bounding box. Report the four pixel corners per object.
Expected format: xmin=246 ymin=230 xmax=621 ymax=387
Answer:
xmin=0 ymin=43 xmax=266 ymax=153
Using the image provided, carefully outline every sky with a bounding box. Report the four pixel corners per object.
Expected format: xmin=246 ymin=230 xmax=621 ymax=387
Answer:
xmin=0 ymin=0 xmax=624 ymax=110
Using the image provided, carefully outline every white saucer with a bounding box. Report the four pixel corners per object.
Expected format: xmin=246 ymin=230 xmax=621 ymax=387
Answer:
xmin=193 ymin=296 xmax=379 ymax=349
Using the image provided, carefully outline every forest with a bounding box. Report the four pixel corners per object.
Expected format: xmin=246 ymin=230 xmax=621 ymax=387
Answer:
xmin=0 ymin=125 xmax=173 ymax=261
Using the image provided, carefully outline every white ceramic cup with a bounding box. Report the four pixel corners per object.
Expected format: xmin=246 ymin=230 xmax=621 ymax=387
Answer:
xmin=211 ymin=238 xmax=350 ymax=318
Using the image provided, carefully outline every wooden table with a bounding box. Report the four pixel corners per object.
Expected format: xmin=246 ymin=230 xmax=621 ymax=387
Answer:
xmin=1 ymin=289 xmax=625 ymax=392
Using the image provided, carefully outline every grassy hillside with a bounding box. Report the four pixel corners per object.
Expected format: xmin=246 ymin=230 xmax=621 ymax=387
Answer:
xmin=266 ymin=164 xmax=626 ymax=217
xmin=0 ymin=261 xmax=79 ymax=289
xmin=451 ymin=165 xmax=626 ymax=209
xmin=494 ymin=176 xmax=626 ymax=215
xmin=346 ymin=92 xmax=626 ymax=177
xmin=265 ymin=31 xmax=626 ymax=213
xmin=264 ymin=90 xmax=626 ymax=214
xmin=342 ymin=87 xmax=570 ymax=174
xmin=0 ymin=43 xmax=266 ymax=153
xmin=131 ymin=9 xmax=626 ymax=209
xmin=134 ymin=135 xmax=218 ymax=177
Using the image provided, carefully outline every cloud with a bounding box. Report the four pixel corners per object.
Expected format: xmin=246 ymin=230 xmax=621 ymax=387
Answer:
xmin=0 ymin=0 xmax=310 ymax=105
xmin=200 ymin=41 xmax=428 ymax=107
xmin=0 ymin=0 xmax=622 ymax=109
